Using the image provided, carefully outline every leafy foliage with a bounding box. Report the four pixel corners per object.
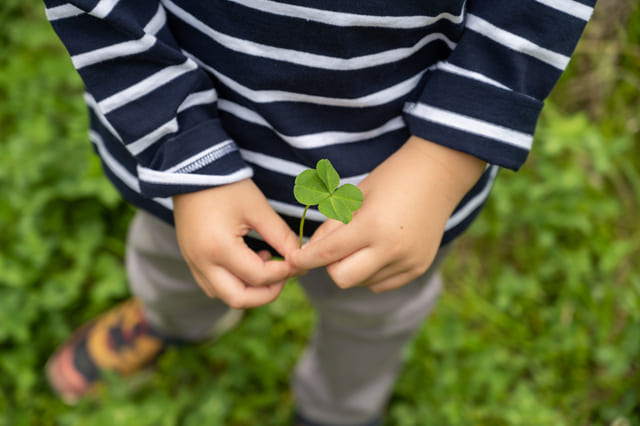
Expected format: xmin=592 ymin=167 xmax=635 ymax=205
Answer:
xmin=391 ymin=102 xmax=640 ymax=426
xmin=1 ymin=1 xmax=638 ymax=425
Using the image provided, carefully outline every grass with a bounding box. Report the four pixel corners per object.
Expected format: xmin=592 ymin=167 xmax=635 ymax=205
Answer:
xmin=0 ymin=1 xmax=638 ymax=425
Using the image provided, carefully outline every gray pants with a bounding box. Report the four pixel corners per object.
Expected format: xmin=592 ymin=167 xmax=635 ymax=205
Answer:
xmin=126 ymin=211 xmax=448 ymax=425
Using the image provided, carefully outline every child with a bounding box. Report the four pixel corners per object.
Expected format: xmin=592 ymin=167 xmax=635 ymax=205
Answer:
xmin=43 ymin=1 xmax=596 ymax=424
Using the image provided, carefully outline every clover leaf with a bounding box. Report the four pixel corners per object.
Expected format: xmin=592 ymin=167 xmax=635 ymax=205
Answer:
xmin=293 ymin=159 xmax=363 ymax=247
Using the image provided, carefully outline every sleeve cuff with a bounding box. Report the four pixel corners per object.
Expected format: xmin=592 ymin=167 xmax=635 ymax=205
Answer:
xmin=138 ymin=118 xmax=253 ymax=198
xmin=403 ymin=69 xmax=544 ymax=170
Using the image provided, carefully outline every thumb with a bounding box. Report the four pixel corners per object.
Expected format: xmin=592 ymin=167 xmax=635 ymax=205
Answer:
xmin=247 ymin=198 xmax=300 ymax=261
xmin=305 ymin=218 xmax=343 ymax=246
xmin=287 ymin=220 xmax=361 ymax=270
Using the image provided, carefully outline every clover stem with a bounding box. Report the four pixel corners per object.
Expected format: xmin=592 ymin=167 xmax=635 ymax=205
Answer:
xmin=299 ymin=205 xmax=310 ymax=248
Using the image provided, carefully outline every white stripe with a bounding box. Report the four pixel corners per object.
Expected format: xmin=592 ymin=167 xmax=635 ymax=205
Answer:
xmin=190 ymin=54 xmax=429 ymax=107
xmin=217 ymin=100 xmax=269 ymax=126
xmin=144 ymin=5 xmax=167 ymax=34
xmin=89 ymin=130 xmax=173 ymax=209
xmin=219 ymin=99 xmax=405 ymax=149
xmin=445 ymin=165 xmax=498 ymax=230
xmin=466 ymin=14 xmax=570 ymax=70
xmin=226 ymin=0 xmax=465 ymax=29
xmin=90 ymin=0 xmax=120 ymax=19
xmin=71 ymin=6 xmax=165 ymax=69
xmin=128 ymin=118 xmax=179 ymax=155
xmin=239 ymin=149 xmax=308 ymax=177
xmin=536 ymin=0 xmax=593 ymax=21
xmin=437 ymin=62 xmax=511 ymax=91
xmin=214 ymin=66 xmax=425 ymax=106
xmin=45 ymin=4 xmax=84 ymax=21
xmin=164 ymin=0 xmax=455 ymax=70
xmin=177 ymin=89 xmax=218 ymax=113
xmin=98 ymin=58 xmax=197 ymax=114
xmin=72 ymin=34 xmax=156 ymax=69
xmin=165 ymin=140 xmax=237 ymax=173
xmin=84 ymin=93 xmax=122 ymax=142
xmin=154 ymin=196 xmax=174 ymax=210
xmin=404 ymin=103 xmax=533 ymax=150
xmin=281 ymin=115 xmax=406 ymax=149
xmin=89 ymin=130 xmax=139 ymax=191
xmin=239 ymin=149 xmax=368 ymax=185
xmin=137 ymin=165 xmax=253 ymax=186
xmin=268 ymin=199 xmax=326 ymax=222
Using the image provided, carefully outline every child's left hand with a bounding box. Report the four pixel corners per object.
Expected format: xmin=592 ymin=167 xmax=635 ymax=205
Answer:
xmin=287 ymin=136 xmax=486 ymax=293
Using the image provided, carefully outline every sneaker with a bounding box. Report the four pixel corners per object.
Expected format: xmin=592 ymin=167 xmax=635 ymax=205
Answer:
xmin=45 ymin=298 xmax=242 ymax=404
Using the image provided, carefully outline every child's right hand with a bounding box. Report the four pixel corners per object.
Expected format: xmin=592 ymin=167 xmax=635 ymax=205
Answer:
xmin=172 ymin=179 xmax=301 ymax=308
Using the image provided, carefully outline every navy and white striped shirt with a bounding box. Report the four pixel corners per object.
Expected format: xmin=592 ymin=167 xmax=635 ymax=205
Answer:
xmin=44 ymin=0 xmax=596 ymax=247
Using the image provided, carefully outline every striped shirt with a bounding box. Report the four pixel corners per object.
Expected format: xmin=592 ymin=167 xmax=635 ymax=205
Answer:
xmin=44 ymin=0 xmax=596 ymax=248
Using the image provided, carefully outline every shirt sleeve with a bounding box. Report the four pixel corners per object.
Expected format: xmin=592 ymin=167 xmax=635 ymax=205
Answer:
xmin=44 ymin=0 xmax=253 ymax=198
xmin=403 ymin=0 xmax=597 ymax=170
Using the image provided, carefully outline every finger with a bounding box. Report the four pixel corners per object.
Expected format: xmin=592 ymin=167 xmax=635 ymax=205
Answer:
xmin=287 ymin=220 xmax=367 ymax=270
xmin=256 ymin=250 xmax=272 ymax=261
xmin=248 ymin=199 xmax=300 ymax=260
xmin=203 ymin=265 xmax=286 ymax=308
xmin=256 ymin=248 xmax=303 ymax=277
xmin=362 ymin=250 xmax=440 ymax=290
xmin=305 ymin=218 xmax=342 ymax=245
xmin=352 ymin=261 xmax=409 ymax=288
xmin=325 ymin=246 xmax=390 ymax=289
xmin=190 ymin=268 xmax=218 ymax=299
xmin=246 ymin=200 xmax=308 ymax=277
xmin=222 ymin=238 xmax=296 ymax=286
xmin=367 ymin=270 xmax=416 ymax=294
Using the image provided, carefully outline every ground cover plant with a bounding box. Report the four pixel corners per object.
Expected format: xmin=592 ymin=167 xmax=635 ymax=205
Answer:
xmin=0 ymin=1 xmax=638 ymax=425
xmin=293 ymin=159 xmax=363 ymax=246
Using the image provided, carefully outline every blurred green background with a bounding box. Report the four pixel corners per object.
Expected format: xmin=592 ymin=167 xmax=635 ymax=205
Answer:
xmin=1 ymin=1 xmax=639 ymax=425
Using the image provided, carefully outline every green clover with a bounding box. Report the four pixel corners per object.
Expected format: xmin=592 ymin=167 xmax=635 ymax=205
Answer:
xmin=293 ymin=159 xmax=364 ymax=247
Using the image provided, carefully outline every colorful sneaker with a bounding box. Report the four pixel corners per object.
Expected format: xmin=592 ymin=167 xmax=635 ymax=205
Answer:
xmin=45 ymin=298 xmax=242 ymax=404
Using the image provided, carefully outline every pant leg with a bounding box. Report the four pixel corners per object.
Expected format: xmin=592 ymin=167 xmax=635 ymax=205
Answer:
xmin=293 ymin=246 xmax=451 ymax=425
xmin=125 ymin=210 xmax=235 ymax=341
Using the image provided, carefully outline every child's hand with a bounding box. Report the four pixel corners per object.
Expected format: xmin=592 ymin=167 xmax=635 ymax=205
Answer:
xmin=287 ymin=136 xmax=486 ymax=293
xmin=172 ymin=179 xmax=301 ymax=308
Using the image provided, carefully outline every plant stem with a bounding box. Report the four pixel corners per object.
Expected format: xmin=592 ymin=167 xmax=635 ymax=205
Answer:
xmin=299 ymin=205 xmax=310 ymax=248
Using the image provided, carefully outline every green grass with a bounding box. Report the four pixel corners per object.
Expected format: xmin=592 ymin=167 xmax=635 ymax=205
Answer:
xmin=1 ymin=2 xmax=639 ymax=425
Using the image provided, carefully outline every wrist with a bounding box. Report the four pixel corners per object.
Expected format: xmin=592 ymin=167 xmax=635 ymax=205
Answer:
xmin=405 ymin=135 xmax=486 ymax=198
xmin=172 ymin=179 xmax=256 ymax=229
